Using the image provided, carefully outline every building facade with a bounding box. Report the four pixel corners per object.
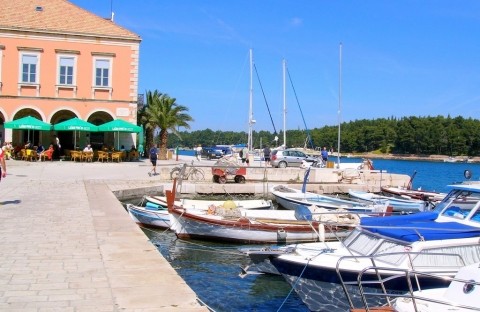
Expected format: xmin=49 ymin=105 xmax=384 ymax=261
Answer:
xmin=0 ymin=0 xmax=141 ymax=150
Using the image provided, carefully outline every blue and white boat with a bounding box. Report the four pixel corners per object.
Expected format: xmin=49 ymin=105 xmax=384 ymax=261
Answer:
xmin=349 ymin=189 xmax=430 ymax=213
xmin=271 ymin=184 xmax=388 ymax=214
xmin=244 ymin=182 xmax=480 ymax=311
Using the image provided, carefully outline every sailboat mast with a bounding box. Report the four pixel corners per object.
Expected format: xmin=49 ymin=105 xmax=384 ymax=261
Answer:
xmin=248 ymin=49 xmax=255 ymax=151
xmin=283 ymin=59 xmax=287 ymax=148
xmin=337 ymin=43 xmax=342 ymax=167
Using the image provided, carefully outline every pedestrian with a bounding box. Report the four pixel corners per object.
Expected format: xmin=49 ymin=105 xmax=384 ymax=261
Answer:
xmin=148 ymin=144 xmax=158 ymax=176
xmin=263 ymin=145 xmax=271 ymax=166
xmin=321 ymin=146 xmax=328 ymax=166
xmin=241 ymin=146 xmax=249 ymax=166
xmin=195 ymin=144 xmax=202 ymax=161
xmin=0 ymin=143 xmax=7 ymax=183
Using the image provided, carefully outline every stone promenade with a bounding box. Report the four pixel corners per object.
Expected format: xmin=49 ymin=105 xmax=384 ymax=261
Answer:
xmin=0 ymin=156 xmax=209 ymax=311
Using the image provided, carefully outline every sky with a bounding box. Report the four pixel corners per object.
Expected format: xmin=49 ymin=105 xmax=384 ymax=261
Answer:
xmin=72 ymin=0 xmax=480 ymax=133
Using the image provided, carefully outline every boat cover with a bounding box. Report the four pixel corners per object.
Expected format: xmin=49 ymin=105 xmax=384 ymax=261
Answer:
xmin=360 ymin=212 xmax=480 ymax=242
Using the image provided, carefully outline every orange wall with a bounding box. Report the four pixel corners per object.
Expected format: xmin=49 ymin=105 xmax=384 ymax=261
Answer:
xmin=0 ymin=33 xmax=140 ymax=122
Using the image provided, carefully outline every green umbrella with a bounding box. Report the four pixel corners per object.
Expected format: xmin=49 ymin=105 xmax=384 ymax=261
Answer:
xmin=98 ymin=119 xmax=141 ymax=150
xmin=4 ymin=116 xmax=52 ymax=131
xmin=53 ymin=117 xmax=98 ymax=149
xmin=4 ymin=116 xmax=52 ymax=143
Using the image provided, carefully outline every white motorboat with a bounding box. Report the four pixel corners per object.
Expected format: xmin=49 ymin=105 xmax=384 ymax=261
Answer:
xmin=349 ymin=189 xmax=430 ymax=213
xmin=243 ymin=182 xmax=480 ymax=311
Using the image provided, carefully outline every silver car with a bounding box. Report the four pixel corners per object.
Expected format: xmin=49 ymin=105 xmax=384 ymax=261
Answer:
xmin=270 ymin=149 xmax=317 ymax=168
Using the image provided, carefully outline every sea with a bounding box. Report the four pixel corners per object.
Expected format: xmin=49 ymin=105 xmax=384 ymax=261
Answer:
xmin=130 ymin=158 xmax=480 ymax=312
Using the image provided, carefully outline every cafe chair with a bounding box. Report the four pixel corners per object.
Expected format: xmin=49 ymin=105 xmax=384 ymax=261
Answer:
xmin=97 ymin=150 xmax=109 ymax=162
xmin=111 ymin=151 xmax=122 ymax=163
xmin=82 ymin=151 xmax=94 ymax=162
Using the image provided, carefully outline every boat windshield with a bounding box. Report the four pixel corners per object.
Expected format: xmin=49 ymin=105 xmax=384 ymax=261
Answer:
xmin=435 ymin=189 xmax=480 ymax=221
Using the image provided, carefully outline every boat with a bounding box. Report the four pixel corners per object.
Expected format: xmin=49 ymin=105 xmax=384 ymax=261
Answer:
xmin=444 ymin=156 xmax=459 ymax=163
xmin=381 ymin=186 xmax=447 ymax=203
xmin=355 ymin=262 xmax=480 ymax=311
xmin=349 ymin=189 xmax=430 ymax=213
xmin=165 ymin=180 xmax=356 ymax=244
xmin=242 ymin=182 xmax=480 ymax=311
xmin=126 ymin=203 xmax=171 ymax=229
xmin=271 ymin=184 xmax=388 ymax=214
xmin=145 ymin=195 xmax=273 ymax=211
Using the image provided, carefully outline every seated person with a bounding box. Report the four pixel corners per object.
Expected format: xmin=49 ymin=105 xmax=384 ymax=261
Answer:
xmin=83 ymin=144 xmax=93 ymax=153
xmin=37 ymin=144 xmax=45 ymax=154
xmin=120 ymin=145 xmax=126 ymax=152
xmin=130 ymin=145 xmax=137 ymax=152
xmin=24 ymin=141 xmax=32 ymax=150
xmin=40 ymin=144 xmax=54 ymax=160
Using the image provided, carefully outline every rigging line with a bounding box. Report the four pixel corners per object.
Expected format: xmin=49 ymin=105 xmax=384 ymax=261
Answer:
xmin=253 ymin=63 xmax=278 ymax=134
xmin=286 ymin=67 xmax=314 ymax=149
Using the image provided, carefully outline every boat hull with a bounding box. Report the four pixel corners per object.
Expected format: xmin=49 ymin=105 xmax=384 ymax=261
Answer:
xmin=169 ymin=207 xmax=351 ymax=244
xmin=126 ymin=204 xmax=171 ymax=229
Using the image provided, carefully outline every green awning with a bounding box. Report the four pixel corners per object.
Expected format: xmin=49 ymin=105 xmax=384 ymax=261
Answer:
xmin=53 ymin=117 xmax=98 ymax=132
xmin=98 ymin=119 xmax=141 ymax=133
xmin=4 ymin=116 xmax=52 ymax=131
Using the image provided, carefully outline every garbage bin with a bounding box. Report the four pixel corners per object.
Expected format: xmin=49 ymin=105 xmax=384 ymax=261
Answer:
xmin=327 ymin=161 xmax=334 ymax=168
xmin=167 ymin=150 xmax=173 ymax=160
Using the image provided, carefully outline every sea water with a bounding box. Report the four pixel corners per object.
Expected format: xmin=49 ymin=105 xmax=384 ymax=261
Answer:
xmin=138 ymin=159 xmax=480 ymax=311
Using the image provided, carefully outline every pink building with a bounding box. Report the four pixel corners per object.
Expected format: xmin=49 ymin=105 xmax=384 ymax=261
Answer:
xmin=0 ymin=0 xmax=141 ymax=151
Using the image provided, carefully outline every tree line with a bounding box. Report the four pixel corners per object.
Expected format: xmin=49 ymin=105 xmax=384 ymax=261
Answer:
xmin=137 ymin=90 xmax=480 ymax=159
xmin=167 ymin=115 xmax=480 ymax=157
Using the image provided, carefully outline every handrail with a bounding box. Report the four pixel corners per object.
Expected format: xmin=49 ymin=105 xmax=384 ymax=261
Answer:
xmin=335 ymin=251 xmax=467 ymax=309
xmin=356 ymin=265 xmax=480 ymax=311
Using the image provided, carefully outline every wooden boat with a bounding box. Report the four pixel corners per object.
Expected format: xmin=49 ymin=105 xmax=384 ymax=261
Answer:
xmin=348 ymin=189 xmax=430 ymax=213
xmin=126 ymin=203 xmax=171 ymax=229
xmin=145 ymin=195 xmax=273 ymax=211
xmin=165 ymin=180 xmax=355 ymax=244
xmin=381 ymin=186 xmax=447 ymax=202
xmin=271 ymin=184 xmax=388 ymax=214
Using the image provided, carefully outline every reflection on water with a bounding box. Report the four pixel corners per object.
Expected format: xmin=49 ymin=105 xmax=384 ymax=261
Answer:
xmin=144 ymin=228 xmax=309 ymax=312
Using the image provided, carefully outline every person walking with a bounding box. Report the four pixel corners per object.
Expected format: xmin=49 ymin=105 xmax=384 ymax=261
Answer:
xmin=148 ymin=144 xmax=158 ymax=176
xmin=0 ymin=143 xmax=7 ymax=183
xmin=263 ymin=145 xmax=271 ymax=166
xmin=195 ymin=144 xmax=202 ymax=161
xmin=321 ymin=146 xmax=328 ymax=166
xmin=241 ymin=146 xmax=249 ymax=166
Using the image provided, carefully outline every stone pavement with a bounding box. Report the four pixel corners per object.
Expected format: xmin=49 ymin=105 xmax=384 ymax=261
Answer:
xmin=0 ymin=156 xmax=209 ymax=311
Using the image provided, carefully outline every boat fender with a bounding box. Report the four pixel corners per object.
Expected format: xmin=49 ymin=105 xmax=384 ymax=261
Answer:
xmin=146 ymin=202 xmax=161 ymax=210
xmin=223 ymin=200 xmax=237 ymax=210
xmin=319 ymin=224 xmax=325 ymax=242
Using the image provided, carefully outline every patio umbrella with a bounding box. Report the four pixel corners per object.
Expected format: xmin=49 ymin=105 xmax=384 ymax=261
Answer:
xmin=53 ymin=117 xmax=98 ymax=149
xmin=98 ymin=119 xmax=141 ymax=150
xmin=4 ymin=116 xmax=52 ymax=131
xmin=4 ymin=116 xmax=53 ymax=143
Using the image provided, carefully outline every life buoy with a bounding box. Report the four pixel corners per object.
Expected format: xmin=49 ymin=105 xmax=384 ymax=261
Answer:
xmin=207 ymin=204 xmax=216 ymax=215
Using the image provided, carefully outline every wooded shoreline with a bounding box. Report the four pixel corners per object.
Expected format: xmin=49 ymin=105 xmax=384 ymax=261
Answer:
xmin=350 ymin=153 xmax=480 ymax=163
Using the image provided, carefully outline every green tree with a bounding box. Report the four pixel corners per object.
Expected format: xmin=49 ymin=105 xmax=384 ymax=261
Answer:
xmin=144 ymin=90 xmax=193 ymax=160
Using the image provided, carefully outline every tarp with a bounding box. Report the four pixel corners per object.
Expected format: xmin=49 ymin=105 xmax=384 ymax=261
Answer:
xmin=4 ymin=116 xmax=52 ymax=131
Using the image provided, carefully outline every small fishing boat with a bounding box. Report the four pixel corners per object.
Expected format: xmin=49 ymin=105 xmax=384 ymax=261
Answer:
xmin=348 ymin=189 xmax=430 ymax=213
xmin=145 ymin=195 xmax=273 ymax=211
xmin=271 ymin=184 xmax=388 ymax=214
xmin=165 ymin=180 xmax=356 ymax=244
xmin=381 ymin=186 xmax=447 ymax=203
xmin=126 ymin=203 xmax=171 ymax=229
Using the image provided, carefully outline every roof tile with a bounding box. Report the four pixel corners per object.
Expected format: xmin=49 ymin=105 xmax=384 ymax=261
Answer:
xmin=0 ymin=0 xmax=140 ymax=41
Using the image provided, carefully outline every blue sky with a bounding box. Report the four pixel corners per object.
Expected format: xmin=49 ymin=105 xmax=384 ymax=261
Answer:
xmin=72 ymin=0 xmax=480 ymax=132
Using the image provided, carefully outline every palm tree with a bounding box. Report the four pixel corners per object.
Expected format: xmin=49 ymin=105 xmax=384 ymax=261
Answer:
xmin=143 ymin=90 xmax=193 ymax=160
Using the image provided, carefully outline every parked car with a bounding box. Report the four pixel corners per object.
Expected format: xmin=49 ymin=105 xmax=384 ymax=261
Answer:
xmin=270 ymin=149 xmax=318 ymax=168
xmin=202 ymin=147 xmax=223 ymax=160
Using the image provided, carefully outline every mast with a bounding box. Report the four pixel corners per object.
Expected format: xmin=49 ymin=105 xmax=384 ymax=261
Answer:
xmin=248 ymin=49 xmax=255 ymax=151
xmin=282 ymin=59 xmax=287 ymax=148
xmin=337 ymin=43 xmax=342 ymax=167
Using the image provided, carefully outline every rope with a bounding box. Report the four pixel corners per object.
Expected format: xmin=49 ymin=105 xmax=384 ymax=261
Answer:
xmin=253 ymin=63 xmax=278 ymax=134
xmin=276 ymin=258 xmax=311 ymax=312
